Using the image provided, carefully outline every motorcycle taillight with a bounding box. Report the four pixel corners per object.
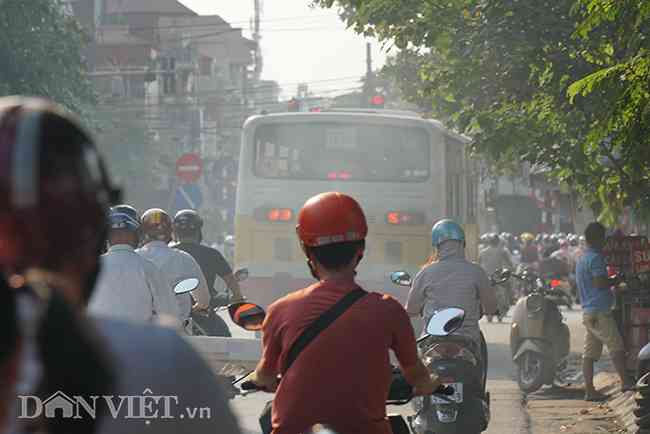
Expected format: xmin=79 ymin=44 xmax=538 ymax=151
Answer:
xmin=423 ymin=343 xmax=478 ymax=366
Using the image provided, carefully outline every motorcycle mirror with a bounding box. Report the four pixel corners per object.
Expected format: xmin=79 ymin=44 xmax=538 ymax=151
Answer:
xmin=234 ymin=268 xmax=249 ymax=282
xmin=390 ymin=271 xmax=412 ymax=287
xmin=228 ymin=302 xmax=266 ymax=331
xmin=174 ymin=278 xmax=200 ymax=295
xmin=426 ymin=308 xmax=466 ymax=337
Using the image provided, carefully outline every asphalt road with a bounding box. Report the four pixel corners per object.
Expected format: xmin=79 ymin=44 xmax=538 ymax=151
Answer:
xmin=224 ymin=306 xmax=587 ymax=434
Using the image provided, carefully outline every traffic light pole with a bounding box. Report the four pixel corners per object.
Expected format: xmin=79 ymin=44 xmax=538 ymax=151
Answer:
xmin=363 ymin=42 xmax=373 ymax=108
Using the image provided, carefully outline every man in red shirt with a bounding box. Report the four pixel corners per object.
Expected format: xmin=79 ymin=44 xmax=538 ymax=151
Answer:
xmin=247 ymin=192 xmax=440 ymax=434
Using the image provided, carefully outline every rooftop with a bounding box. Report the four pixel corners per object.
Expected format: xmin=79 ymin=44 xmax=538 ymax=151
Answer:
xmin=105 ymin=0 xmax=197 ymax=16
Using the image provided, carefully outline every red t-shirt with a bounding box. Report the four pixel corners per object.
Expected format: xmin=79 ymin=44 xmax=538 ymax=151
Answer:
xmin=257 ymin=277 xmax=419 ymax=434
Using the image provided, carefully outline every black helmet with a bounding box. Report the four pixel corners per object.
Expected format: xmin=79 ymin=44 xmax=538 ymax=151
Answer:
xmin=173 ymin=209 xmax=203 ymax=243
xmin=174 ymin=209 xmax=203 ymax=231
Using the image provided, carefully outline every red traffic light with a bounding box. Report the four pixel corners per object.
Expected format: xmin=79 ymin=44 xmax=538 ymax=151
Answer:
xmin=371 ymin=95 xmax=385 ymax=106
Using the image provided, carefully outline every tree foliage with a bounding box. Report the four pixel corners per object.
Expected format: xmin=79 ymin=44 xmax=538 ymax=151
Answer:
xmin=0 ymin=0 xmax=95 ymax=117
xmin=314 ymin=0 xmax=650 ymax=223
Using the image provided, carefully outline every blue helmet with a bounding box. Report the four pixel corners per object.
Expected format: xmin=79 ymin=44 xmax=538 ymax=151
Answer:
xmin=111 ymin=204 xmax=139 ymax=223
xmin=108 ymin=212 xmax=140 ymax=232
xmin=431 ymin=219 xmax=465 ymax=247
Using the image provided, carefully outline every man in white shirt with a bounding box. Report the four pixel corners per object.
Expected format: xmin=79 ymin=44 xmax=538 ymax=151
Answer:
xmin=89 ymin=212 xmax=179 ymax=324
xmin=137 ymin=208 xmax=210 ymax=333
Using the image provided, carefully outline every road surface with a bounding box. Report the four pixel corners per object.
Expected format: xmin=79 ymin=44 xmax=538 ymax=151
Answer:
xmin=224 ymin=307 xmax=588 ymax=434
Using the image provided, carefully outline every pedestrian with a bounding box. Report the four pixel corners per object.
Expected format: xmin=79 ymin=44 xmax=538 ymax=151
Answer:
xmin=577 ymin=222 xmax=634 ymax=401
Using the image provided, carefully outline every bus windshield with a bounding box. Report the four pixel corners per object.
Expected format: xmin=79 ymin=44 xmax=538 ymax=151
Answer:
xmin=253 ymin=122 xmax=430 ymax=182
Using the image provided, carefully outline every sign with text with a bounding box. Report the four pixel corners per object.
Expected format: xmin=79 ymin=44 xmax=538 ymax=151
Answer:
xmin=604 ymin=235 xmax=650 ymax=274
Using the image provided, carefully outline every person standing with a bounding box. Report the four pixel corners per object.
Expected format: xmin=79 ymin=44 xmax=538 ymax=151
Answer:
xmin=577 ymin=222 xmax=633 ymax=401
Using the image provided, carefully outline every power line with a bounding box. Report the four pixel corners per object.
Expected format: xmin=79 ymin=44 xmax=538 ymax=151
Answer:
xmin=157 ymin=26 xmax=345 ymax=44
xmin=95 ymin=88 xmax=362 ymax=111
xmin=125 ymin=14 xmax=335 ymax=32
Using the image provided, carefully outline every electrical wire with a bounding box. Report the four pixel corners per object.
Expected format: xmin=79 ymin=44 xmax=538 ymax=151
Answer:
xmin=124 ymin=14 xmax=338 ymax=32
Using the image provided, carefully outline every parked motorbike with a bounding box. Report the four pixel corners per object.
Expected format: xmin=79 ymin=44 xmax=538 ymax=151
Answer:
xmin=192 ymin=268 xmax=249 ymax=337
xmin=391 ymin=271 xmax=496 ymax=433
xmin=506 ymin=269 xmax=571 ymax=393
xmin=236 ymin=307 xmax=462 ymax=434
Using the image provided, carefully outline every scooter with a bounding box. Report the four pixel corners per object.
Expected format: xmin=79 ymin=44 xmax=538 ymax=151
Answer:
xmin=506 ymin=269 xmax=571 ymax=393
xmin=191 ymin=268 xmax=249 ymax=337
xmin=391 ymin=271 xmax=499 ymax=433
xmin=487 ymin=275 xmax=512 ymax=323
xmin=236 ymin=307 xmax=462 ymax=434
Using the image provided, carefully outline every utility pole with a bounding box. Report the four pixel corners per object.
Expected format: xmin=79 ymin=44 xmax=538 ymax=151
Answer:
xmin=253 ymin=0 xmax=263 ymax=81
xmin=363 ymin=42 xmax=373 ymax=107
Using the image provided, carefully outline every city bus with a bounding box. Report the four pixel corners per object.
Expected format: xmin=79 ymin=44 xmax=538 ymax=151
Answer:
xmin=234 ymin=110 xmax=479 ymax=308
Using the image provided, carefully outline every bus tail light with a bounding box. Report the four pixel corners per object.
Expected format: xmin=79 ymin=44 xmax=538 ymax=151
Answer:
xmin=386 ymin=211 xmax=424 ymax=225
xmin=255 ymin=208 xmax=294 ymax=222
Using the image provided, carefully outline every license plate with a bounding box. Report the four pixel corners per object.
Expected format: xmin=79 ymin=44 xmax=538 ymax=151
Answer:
xmin=431 ymin=383 xmax=463 ymax=404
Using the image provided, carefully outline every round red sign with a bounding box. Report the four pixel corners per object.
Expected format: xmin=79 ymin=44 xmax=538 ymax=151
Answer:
xmin=176 ymin=153 xmax=203 ymax=183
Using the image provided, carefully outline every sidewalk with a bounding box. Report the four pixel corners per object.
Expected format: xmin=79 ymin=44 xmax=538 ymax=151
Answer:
xmin=524 ymin=356 xmax=631 ymax=433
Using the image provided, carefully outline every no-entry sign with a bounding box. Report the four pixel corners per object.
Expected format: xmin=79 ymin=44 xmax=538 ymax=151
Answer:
xmin=176 ymin=153 xmax=203 ymax=183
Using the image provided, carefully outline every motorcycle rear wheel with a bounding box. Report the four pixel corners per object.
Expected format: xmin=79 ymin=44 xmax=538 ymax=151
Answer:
xmin=517 ymin=352 xmax=546 ymax=393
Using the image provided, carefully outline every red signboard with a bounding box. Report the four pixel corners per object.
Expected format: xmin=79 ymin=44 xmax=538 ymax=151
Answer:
xmin=604 ymin=235 xmax=650 ymax=274
xmin=176 ymin=153 xmax=203 ymax=183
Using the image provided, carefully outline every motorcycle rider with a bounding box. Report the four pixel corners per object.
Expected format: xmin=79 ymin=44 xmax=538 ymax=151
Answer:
xmin=0 ymin=97 xmax=241 ymax=434
xmin=520 ymin=232 xmax=539 ymax=268
xmin=111 ymin=204 xmax=139 ymax=223
xmin=246 ymin=192 xmax=440 ymax=434
xmin=88 ymin=211 xmax=179 ymax=325
xmin=406 ymin=219 xmax=497 ymax=387
xmin=172 ymin=209 xmax=244 ymax=301
xmin=479 ymin=233 xmax=514 ymax=319
xmin=171 ymin=209 xmax=245 ymax=336
xmin=480 ymin=233 xmax=513 ymax=275
xmin=138 ymin=208 xmax=210 ymax=333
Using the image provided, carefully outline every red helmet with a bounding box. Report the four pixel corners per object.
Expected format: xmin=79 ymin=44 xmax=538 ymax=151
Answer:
xmin=0 ymin=97 xmax=119 ymax=271
xmin=141 ymin=208 xmax=173 ymax=242
xmin=296 ymin=192 xmax=368 ymax=247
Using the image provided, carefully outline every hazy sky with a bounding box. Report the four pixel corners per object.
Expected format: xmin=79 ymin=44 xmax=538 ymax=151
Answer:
xmin=178 ymin=0 xmax=387 ymax=98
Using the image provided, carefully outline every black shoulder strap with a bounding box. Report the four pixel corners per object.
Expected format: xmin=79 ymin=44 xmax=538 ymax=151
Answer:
xmin=283 ymin=287 xmax=367 ymax=374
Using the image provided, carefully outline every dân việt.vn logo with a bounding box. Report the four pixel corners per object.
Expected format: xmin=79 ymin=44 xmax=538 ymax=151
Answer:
xmin=18 ymin=388 xmax=211 ymax=424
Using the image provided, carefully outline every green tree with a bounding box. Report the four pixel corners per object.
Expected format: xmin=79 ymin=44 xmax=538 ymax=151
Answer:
xmin=0 ymin=0 xmax=95 ymax=116
xmin=314 ymin=0 xmax=650 ymax=223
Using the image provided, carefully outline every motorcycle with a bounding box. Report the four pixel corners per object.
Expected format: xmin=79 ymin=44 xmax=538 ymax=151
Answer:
xmin=191 ymin=268 xmax=249 ymax=337
xmin=544 ymin=277 xmax=574 ymax=310
xmin=236 ymin=307 xmax=462 ymax=434
xmin=487 ymin=272 xmax=512 ymax=323
xmin=505 ymin=269 xmax=571 ymax=393
xmin=391 ymin=271 xmax=495 ymax=433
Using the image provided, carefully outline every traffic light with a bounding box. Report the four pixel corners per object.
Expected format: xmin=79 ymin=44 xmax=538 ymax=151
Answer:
xmin=370 ymin=95 xmax=385 ymax=108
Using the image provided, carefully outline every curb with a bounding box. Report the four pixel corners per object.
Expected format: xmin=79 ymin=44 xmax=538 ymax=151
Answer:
xmin=595 ymin=373 xmax=638 ymax=433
